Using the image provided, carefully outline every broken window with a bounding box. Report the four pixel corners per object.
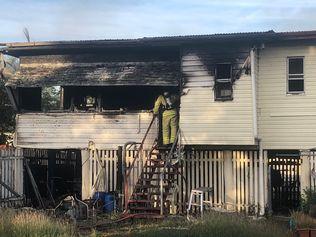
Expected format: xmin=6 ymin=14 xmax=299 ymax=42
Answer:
xmin=63 ymin=86 xmax=176 ymax=112
xmin=18 ymin=87 xmax=41 ymax=111
xmin=214 ymin=63 xmax=233 ymax=101
xmin=287 ymin=57 xmax=304 ymax=93
xmin=42 ymin=86 xmax=62 ymax=111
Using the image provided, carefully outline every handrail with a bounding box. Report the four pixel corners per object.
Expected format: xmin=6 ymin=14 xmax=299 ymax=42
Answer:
xmin=124 ymin=114 xmax=157 ymax=210
xmin=160 ymin=129 xmax=180 ymax=215
xmin=125 ymin=114 xmax=157 ymax=178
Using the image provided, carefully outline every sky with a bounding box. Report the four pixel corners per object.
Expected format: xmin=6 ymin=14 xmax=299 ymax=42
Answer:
xmin=1 ymin=0 xmax=316 ymax=42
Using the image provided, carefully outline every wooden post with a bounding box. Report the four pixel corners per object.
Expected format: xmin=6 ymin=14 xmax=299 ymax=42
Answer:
xmin=259 ymin=147 xmax=265 ymax=215
xmin=224 ymin=150 xmax=235 ymax=211
xmin=25 ymin=162 xmax=45 ymax=209
xmin=300 ymin=152 xmax=311 ymax=195
xmin=59 ymin=87 xmax=64 ymax=110
xmin=47 ymin=150 xmax=56 ymax=197
xmin=117 ymin=146 xmax=123 ymax=193
xmin=81 ymin=150 xmax=91 ymax=200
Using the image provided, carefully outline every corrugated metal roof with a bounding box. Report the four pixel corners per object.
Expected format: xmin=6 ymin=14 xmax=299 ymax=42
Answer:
xmin=2 ymin=30 xmax=276 ymax=48
xmin=2 ymin=30 xmax=316 ymax=56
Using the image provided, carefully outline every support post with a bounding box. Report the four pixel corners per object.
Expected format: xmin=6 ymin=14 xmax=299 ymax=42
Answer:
xmin=25 ymin=162 xmax=44 ymax=209
xmin=81 ymin=150 xmax=91 ymax=200
xmin=224 ymin=150 xmax=234 ymax=210
xmin=47 ymin=150 xmax=56 ymax=198
xmin=300 ymin=151 xmax=311 ymax=195
xmin=160 ymin=172 xmax=164 ymax=215
xmin=117 ymin=146 xmax=123 ymax=193
xmin=259 ymin=147 xmax=265 ymax=215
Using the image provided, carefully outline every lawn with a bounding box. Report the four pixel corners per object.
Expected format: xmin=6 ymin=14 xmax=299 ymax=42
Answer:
xmin=102 ymin=212 xmax=291 ymax=237
xmin=0 ymin=208 xmax=291 ymax=237
xmin=0 ymin=208 xmax=76 ymax=237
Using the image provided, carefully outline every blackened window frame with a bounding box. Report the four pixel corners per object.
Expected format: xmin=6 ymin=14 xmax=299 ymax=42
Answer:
xmin=214 ymin=63 xmax=233 ymax=101
xmin=287 ymin=57 xmax=304 ymax=94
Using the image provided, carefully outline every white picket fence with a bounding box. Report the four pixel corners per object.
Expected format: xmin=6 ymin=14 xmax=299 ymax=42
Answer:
xmin=0 ymin=148 xmax=24 ymax=206
xmin=86 ymin=148 xmax=267 ymax=214
xmin=176 ymin=150 xmax=267 ymax=214
xmin=309 ymin=151 xmax=316 ymax=190
xmin=88 ymin=148 xmax=149 ymax=198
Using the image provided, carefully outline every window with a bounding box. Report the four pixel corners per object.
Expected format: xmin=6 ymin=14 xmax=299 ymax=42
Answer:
xmin=42 ymin=86 xmax=62 ymax=111
xmin=214 ymin=63 xmax=233 ymax=101
xmin=287 ymin=57 xmax=304 ymax=93
xmin=18 ymin=87 xmax=41 ymax=111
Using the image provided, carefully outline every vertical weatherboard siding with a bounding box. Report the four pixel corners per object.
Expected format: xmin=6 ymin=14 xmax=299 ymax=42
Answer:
xmin=258 ymin=45 xmax=316 ymax=149
xmin=180 ymin=48 xmax=255 ymax=145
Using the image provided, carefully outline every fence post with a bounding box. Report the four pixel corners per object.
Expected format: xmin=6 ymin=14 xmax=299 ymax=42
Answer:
xmin=81 ymin=150 xmax=91 ymax=200
xmin=117 ymin=146 xmax=123 ymax=193
xmin=224 ymin=150 xmax=234 ymax=211
xmin=300 ymin=151 xmax=311 ymax=195
xmin=259 ymin=147 xmax=265 ymax=216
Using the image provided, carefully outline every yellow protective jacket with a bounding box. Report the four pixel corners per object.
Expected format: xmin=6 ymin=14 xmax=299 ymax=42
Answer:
xmin=153 ymin=95 xmax=178 ymax=144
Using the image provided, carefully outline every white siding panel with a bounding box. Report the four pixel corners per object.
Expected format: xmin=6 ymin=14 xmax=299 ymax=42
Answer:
xmin=258 ymin=45 xmax=316 ymax=149
xmin=15 ymin=112 xmax=157 ymax=149
xmin=180 ymin=52 xmax=255 ymax=145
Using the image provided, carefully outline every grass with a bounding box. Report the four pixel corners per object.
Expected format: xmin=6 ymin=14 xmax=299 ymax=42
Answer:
xmin=0 ymin=208 xmax=292 ymax=237
xmin=291 ymin=211 xmax=316 ymax=229
xmin=0 ymin=208 xmax=76 ymax=237
xmin=105 ymin=212 xmax=291 ymax=237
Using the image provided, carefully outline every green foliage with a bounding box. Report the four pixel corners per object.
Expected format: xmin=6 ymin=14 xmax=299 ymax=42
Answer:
xmin=0 ymin=66 xmax=15 ymax=144
xmin=301 ymin=188 xmax=316 ymax=214
xmin=41 ymin=86 xmax=61 ymax=111
xmin=291 ymin=211 xmax=316 ymax=229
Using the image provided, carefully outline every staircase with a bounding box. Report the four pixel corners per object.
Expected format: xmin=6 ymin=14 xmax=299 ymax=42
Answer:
xmin=127 ymin=146 xmax=179 ymax=216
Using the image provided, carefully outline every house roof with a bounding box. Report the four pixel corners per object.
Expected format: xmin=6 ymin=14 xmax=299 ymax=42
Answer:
xmin=5 ymin=61 xmax=180 ymax=87
xmin=3 ymin=30 xmax=316 ymax=56
xmin=0 ymin=30 xmax=277 ymax=56
xmin=4 ymin=30 xmax=316 ymax=88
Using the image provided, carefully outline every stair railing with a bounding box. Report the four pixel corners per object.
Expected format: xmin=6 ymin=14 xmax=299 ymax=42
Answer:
xmin=159 ymin=129 xmax=180 ymax=215
xmin=124 ymin=114 xmax=157 ymax=210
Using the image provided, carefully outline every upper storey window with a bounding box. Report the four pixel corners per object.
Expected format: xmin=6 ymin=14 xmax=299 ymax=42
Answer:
xmin=287 ymin=57 xmax=304 ymax=94
xmin=214 ymin=63 xmax=233 ymax=101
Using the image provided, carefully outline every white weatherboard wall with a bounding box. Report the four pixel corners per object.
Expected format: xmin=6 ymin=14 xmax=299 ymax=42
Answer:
xmin=15 ymin=112 xmax=157 ymax=149
xmin=180 ymin=52 xmax=255 ymax=145
xmin=258 ymin=45 xmax=316 ymax=149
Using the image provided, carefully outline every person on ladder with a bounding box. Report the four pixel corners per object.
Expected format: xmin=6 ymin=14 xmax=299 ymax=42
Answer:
xmin=153 ymin=91 xmax=179 ymax=146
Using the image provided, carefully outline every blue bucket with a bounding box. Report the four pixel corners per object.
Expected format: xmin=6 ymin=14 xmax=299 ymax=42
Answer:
xmin=103 ymin=193 xmax=115 ymax=213
xmin=93 ymin=192 xmax=106 ymax=201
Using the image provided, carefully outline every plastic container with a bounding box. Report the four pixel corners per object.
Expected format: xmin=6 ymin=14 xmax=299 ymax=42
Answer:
xmin=93 ymin=192 xmax=106 ymax=202
xmin=103 ymin=193 xmax=115 ymax=213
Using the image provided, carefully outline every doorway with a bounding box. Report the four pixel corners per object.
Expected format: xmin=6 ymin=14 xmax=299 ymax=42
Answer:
xmin=268 ymin=150 xmax=301 ymax=214
xmin=24 ymin=149 xmax=82 ymax=207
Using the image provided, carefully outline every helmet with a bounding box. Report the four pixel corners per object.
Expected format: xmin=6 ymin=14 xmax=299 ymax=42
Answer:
xmin=163 ymin=91 xmax=170 ymax=97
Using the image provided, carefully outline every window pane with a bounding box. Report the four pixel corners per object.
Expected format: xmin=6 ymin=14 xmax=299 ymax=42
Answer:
xmin=215 ymin=82 xmax=233 ymax=100
xmin=289 ymin=58 xmax=303 ymax=74
xmin=288 ymin=79 xmax=304 ymax=92
xmin=216 ymin=64 xmax=231 ymax=79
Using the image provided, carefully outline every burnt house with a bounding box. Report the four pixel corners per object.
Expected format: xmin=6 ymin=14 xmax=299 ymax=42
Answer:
xmin=3 ymin=30 xmax=316 ymax=215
